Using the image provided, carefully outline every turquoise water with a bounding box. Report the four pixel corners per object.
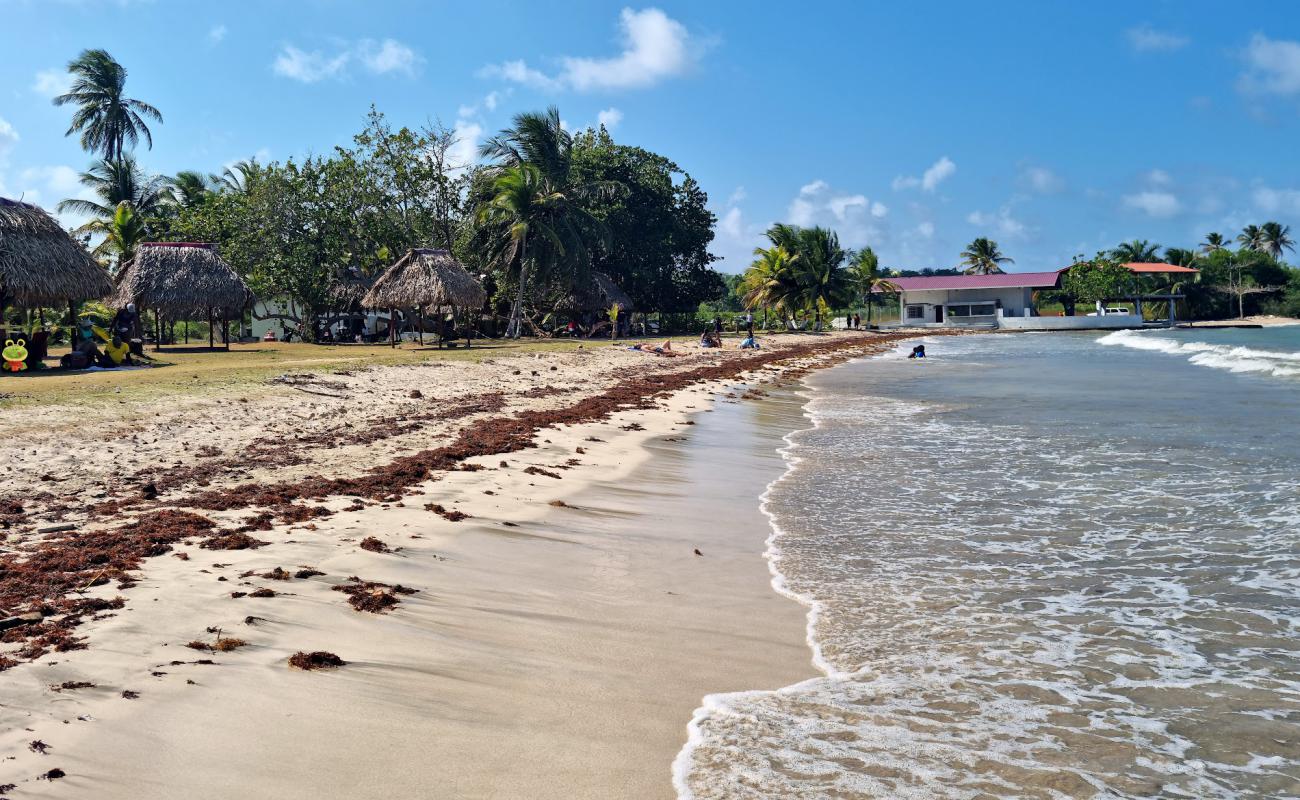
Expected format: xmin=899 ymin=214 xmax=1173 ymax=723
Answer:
xmin=679 ymin=330 xmax=1300 ymax=799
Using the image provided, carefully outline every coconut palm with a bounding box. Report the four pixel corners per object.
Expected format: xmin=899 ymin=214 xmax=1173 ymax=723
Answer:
xmin=168 ymin=170 xmax=217 ymax=209
xmin=846 ymin=247 xmax=898 ymax=325
xmin=1200 ymin=232 xmax=1230 ymax=253
xmin=1260 ymin=221 xmax=1295 ymax=259
xmin=1163 ymin=247 xmax=1196 ymax=267
xmin=1111 ymin=239 xmax=1161 ymax=263
xmin=741 ymin=245 xmax=800 ymax=318
xmin=1238 ymin=225 xmax=1265 ymax=252
xmin=960 ymin=237 xmax=1013 ymax=274
xmin=477 ymin=163 xmax=604 ymax=338
xmin=52 ymin=49 xmax=162 ymax=162
xmin=214 ymin=159 xmax=264 ymax=194
xmin=56 ymin=156 xmax=169 ymax=219
xmin=78 ymin=201 xmax=147 ymax=268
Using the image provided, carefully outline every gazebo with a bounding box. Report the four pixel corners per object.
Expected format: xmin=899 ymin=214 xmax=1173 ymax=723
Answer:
xmin=111 ymin=242 xmax=253 ymax=350
xmin=0 ymin=197 xmax=112 ymax=334
xmin=361 ymin=248 xmax=486 ymax=347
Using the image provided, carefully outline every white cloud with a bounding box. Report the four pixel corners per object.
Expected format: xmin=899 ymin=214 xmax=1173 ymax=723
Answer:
xmin=1020 ymin=165 xmax=1064 ymax=194
xmin=719 ymin=206 xmax=745 ymax=240
xmin=967 ymin=206 xmax=1029 ymax=239
xmin=1123 ymin=191 xmax=1181 ymax=218
xmin=726 ymin=186 xmax=747 ymax=205
xmin=0 ymin=117 xmax=18 ymax=160
xmin=358 ymin=38 xmax=422 ymax=76
xmin=785 ymin=179 xmax=888 ymax=248
xmin=597 ymin=107 xmax=624 ymax=129
xmin=1253 ymin=185 xmax=1300 ymax=216
xmin=1145 ymin=168 xmax=1172 ymax=186
xmin=449 ymin=120 xmax=483 ymax=173
xmin=1239 ymin=34 xmax=1300 ymax=96
xmin=32 ymin=69 xmax=71 ymax=98
xmin=916 ymin=221 xmax=935 ymax=238
xmin=272 ymin=38 xmax=422 ymax=82
xmin=209 ymin=24 xmax=227 ymax=45
xmin=484 ymin=91 xmax=499 ymax=111
xmin=273 ymin=45 xmax=350 ymax=83
xmin=482 ymin=7 xmax=701 ymax=92
xmin=1125 ymin=25 xmax=1189 ymax=53
xmin=892 ymin=156 xmax=956 ymax=192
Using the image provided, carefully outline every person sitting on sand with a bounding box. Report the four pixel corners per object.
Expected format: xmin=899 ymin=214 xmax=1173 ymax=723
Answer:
xmin=740 ymin=336 xmax=760 ymax=350
xmin=699 ymin=328 xmax=722 ymax=348
xmin=60 ymin=323 xmax=101 ymax=369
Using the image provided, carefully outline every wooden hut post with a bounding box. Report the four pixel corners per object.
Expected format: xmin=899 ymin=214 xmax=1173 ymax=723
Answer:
xmin=208 ymin=309 xmax=214 ymax=349
xmin=154 ymin=307 xmax=161 ymax=352
xmin=389 ymin=307 xmax=396 ymax=348
xmin=417 ymin=306 xmax=424 ymax=346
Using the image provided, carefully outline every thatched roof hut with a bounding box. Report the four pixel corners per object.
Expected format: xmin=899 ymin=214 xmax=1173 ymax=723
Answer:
xmin=567 ymin=271 xmax=634 ymax=313
xmin=111 ymin=242 xmax=252 ymax=317
xmin=328 ymin=265 xmax=374 ymax=308
xmin=361 ymin=248 xmax=486 ymax=310
xmin=0 ymin=197 xmax=112 ymax=306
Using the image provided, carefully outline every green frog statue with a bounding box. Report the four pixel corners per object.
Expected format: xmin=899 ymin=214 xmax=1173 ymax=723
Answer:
xmin=3 ymin=338 xmax=28 ymax=372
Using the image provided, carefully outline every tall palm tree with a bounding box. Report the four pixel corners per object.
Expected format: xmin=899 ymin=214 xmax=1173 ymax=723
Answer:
xmin=846 ymin=247 xmax=899 ymax=325
xmin=1111 ymin=239 xmax=1161 ymax=263
xmin=1260 ymin=221 xmax=1295 ymax=259
xmin=475 ymin=107 xmax=618 ymax=335
xmin=52 ymin=49 xmax=162 ymax=162
xmin=1163 ymin=247 xmax=1197 ymax=267
xmin=214 ymin=159 xmax=264 ymax=194
xmin=1200 ymin=232 xmax=1230 ymax=253
xmin=761 ymin=224 xmax=847 ymax=327
xmin=477 ymin=164 xmax=604 ymax=338
xmin=1238 ymin=225 xmax=1265 ymax=252
xmin=741 ymin=245 xmax=801 ymax=318
xmin=168 ymin=170 xmax=216 ymax=209
xmin=960 ymin=237 xmax=1013 ymax=274
xmin=79 ymin=201 xmax=147 ymax=269
xmin=57 ymin=156 xmax=169 ymax=219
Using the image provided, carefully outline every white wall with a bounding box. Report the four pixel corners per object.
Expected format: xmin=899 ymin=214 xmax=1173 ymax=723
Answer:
xmin=997 ymin=314 xmax=1143 ymax=330
xmin=900 ymin=287 xmax=1034 ymax=324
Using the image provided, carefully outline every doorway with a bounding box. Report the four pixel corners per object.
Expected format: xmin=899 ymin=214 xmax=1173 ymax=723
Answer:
xmin=934 ymin=305 xmax=944 ymax=323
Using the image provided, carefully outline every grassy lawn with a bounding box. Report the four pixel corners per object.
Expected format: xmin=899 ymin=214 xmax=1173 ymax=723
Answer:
xmin=0 ymin=338 xmax=598 ymax=409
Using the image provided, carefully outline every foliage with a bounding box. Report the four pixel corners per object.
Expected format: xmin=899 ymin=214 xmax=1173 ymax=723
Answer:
xmin=1059 ymin=254 xmax=1138 ymax=308
xmin=52 ymin=49 xmax=162 ymax=162
xmin=959 ymin=237 xmax=1012 ymax=274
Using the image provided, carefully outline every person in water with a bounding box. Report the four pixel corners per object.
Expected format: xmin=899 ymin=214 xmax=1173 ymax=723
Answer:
xmin=908 ymin=344 xmax=926 ymax=359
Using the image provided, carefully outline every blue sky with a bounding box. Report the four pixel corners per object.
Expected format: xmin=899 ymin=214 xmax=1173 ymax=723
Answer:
xmin=2 ymin=0 xmax=1300 ymax=273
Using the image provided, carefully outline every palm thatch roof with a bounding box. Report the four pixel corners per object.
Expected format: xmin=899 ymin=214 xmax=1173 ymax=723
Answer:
xmin=361 ymin=248 xmax=486 ymax=310
xmin=0 ymin=197 xmax=112 ymax=306
xmin=328 ymin=265 xmax=374 ymax=308
xmin=566 ymin=271 xmax=634 ymax=312
xmin=111 ymin=242 xmax=253 ymax=316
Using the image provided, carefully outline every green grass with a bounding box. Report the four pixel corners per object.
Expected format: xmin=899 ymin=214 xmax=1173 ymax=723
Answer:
xmin=0 ymin=338 xmax=599 ymax=409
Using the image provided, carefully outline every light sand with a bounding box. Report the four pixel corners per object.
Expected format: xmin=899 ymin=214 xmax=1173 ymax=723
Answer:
xmin=0 ymin=335 xmax=891 ymax=798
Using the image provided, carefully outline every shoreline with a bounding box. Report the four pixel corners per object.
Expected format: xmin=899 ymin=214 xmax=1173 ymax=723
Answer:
xmin=0 ymin=332 xmax=931 ymax=797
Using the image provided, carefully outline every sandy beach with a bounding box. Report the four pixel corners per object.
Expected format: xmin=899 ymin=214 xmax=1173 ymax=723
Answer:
xmin=0 ymin=331 xmax=929 ymax=798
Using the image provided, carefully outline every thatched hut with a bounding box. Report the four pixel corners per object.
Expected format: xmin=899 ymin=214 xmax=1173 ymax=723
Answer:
xmin=361 ymin=248 xmax=486 ymax=347
xmin=566 ymin=271 xmax=634 ymax=313
xmin=111 ymin=242 xmax=253 ymax=349
xmin=0 ymin=197 xmax=111 ymax=310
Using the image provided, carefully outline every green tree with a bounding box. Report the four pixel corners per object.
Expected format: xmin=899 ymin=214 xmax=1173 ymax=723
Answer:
xmin=759 ymin=224 xmax=847 ymax=327
xmin=79 ymin=200 xmax=147 ymax=268
xmin=1200 ymin=232 xmax=1230 ymax=253
xmin=1238 ymin=224 xmax=1264 ymax=252
xmin=960 ymin=237 xmax=1012 ymax=274
xmin=846 ymin=247 xmax=899 ymax=325
xmin=1260 ymin=221 xmax=1295 ymax=260
xmin=1111 ymin=239 xmax=1161 ymax=263
xmin=57 ymin=156 xmax=169 ymax=219
xmin=1163 ymin=247 xmax=1197 ymax=267
xmin=168 ymin=170 xmax=217 ymax=210
xmin=53 ymin=49 xmax=162 ymax=162
xmin=1060 ymin=254 xmax=1137 ymax=309
xmin=741 ymin=245 xmax=801 ymax=319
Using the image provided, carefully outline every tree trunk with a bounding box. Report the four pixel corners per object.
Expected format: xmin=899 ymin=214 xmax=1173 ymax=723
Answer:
xmin=506 ymin=242 xmax=529 ymax=339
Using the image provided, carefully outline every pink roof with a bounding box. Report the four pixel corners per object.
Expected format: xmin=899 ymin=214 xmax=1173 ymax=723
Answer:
xmin=880 ymin=271 xmax=1063 ymax=292
xmin=1123 ymin=262 xmax=1199 ymax=273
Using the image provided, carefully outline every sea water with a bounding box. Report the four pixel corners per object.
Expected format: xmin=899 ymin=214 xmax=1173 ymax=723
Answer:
xmin=676 ymin=329 xmax=1300 ymax=799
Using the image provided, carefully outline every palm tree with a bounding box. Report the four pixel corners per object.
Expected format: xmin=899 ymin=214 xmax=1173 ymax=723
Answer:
xmin=741 ymin=245 xmax=800 ymax=320
xmin=760 ymin=224 xmax=847 ymax=327
xmin=1238 ymin=225 xmax=1265 ymax=252
xmin=56 ymin=156 xmax=169 ymax=219
xmin=168 ymin=170 xmax=216 ymax=209
xmin=477 ymin=164 xmax=604 ymax=338
xmin=475 ymin=107 xmax=618 ymax=336
xmin=214 ymin=159 xmax=264 ymax=194
xmin=1163 ymin=247 xmax=1196 ymax=267
xmin=1111 ymin=239 xmax=1161 ymax=263
xmin=1260 ymin=221 xmax=1295 ymax=259
xmin=79 ymin=201 xmax=147 ymax=269
xmin=846 ymin=247 xmax=898 ymax=325
xmin=52 ymin=49 xmax=162 ymax=162
xmin=1200 ymin=232 xmax=1230 ymax=253
xmin=960 ymin=237 xmax=1013 ymax=274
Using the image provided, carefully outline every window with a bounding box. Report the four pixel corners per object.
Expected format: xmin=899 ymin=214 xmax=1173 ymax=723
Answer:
xmin=946 ymin=303 xmax=996 ymax=317
xmin=906 ymin=305 xmax=925 ymax=319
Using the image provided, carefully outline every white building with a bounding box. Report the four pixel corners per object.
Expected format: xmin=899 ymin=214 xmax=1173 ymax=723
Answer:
xmin=882 ymin=264 xmax=1198 ymax=330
